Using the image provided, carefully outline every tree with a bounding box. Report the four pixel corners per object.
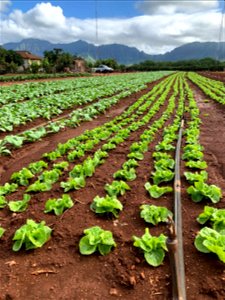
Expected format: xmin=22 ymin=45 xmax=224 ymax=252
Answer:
xmin=43 ymin=49 xmax=74 ymax=72
xmin=0 ymin=47 xmax=23 ymax=74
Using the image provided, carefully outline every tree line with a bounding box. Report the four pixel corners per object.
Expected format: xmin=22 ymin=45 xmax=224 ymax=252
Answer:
xmin=0 ymin=47 xmax=224 ymax=74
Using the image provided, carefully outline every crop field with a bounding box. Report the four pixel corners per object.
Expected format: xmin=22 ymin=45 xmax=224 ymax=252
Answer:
xmin=0 ymin=71 xmax=224 ymax=300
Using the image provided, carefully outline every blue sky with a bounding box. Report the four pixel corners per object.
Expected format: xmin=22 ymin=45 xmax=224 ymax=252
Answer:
xmin=0 ymin=0 xmax=224 ymax=54
xmin=4 ymin=1 xmax=143 ymax=18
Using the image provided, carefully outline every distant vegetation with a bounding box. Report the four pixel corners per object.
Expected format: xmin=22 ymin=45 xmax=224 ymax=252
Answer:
xmin=0 ymin=47 xmax=23 ymax=74
xmin=127 ymin=58 xmax=225 ymax=71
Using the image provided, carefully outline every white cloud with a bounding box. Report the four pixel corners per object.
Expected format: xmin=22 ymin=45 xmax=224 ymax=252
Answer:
xmin=136 ymin=0 xmax=220 ymax=15
xmin=0 ymin=1 xmax=223 ymax=54
xmin=0 ymin=0 xmax=11 ymax=12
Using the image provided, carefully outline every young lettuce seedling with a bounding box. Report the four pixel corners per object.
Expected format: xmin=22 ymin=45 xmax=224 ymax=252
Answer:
xmin=140 ymin=204 xmax=173 ymax=225
xmin=133 ymin=228 xmax=167 ymax=267
xmin=195 ymin=227 xmax=225 ymax=263
xmin=8 ymin=194 xmax=31 ymax=213
xmin=44 ymin=194 xmax=74 ymax=216
xmin=12 ymin=219 xmax=52 ymax=251
xmin=79 ymin=226 xmax=116 ymax=255
xmin=90 ymin=195 xmax=123 ymax=218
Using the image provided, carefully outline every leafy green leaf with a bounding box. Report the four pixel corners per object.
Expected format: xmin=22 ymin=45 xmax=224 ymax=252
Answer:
xmin=144 ymin=183 xmax=173 ymax=198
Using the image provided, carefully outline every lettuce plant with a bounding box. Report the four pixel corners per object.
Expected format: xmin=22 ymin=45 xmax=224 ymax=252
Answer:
xmin=184 ymin=171 xmax=208 ymax=183
xmin=152 ymin=169 xmax=174 ymax=185
xmin=195 ymin=227 xmax=225 ymax=263
xmin=12 ymin=219 xmax=52 ymax=251
xmin=83 ymin=158 xmax=96 ymax=177
xmin=8 ymin=194 xmax=30 ymax=212
xmin=0 ymin=227 xmax=5 ymax=238
xmin=67 ymin=149 xmax=85 ymax=161
xmin=133 ymin=228 xmax=167 ymax=267
xmin=23 ymin=127 xmax=46 ymax=142
xmin=53 ymin=161 xmax=69 ymax=171
xmin=0 ymin=196 xmax=7 ymax=208
xmin=26 ymin=181 xmax=52 ymax=192
xmin=38 ymin=169 xmax=61 ymax=184
xmin=144 ymin=183 xmax=173 ymax=198
xmin=104 ymin=180 xmax=130 ymax=197
xmin=197 ymin=206 xmax=225 ymax=233
xmin=113 ymin=168 xmax=136 ymax=181
xmin=187 ymin=181 xmax=222 ymax=203
xmin=154 ymin=158 xmax=175 ymax=171
xmin=185 ymin=160 xmax=207 ymax=170
xmin=155 ymin=141 xmax=175 ymax=151
xmin=182 ymin=150 xmax=204 ymax=161
xmin=28 ymin=160 xmax=48 ymax=174
xmin=4 ymin=135 xmax=24 ymax=148
xmin=90 ymin=195 xmax=123 ymax=218
xmin=0 ymin=140 xmax=11 ymax=155
xmin=10 ymin=168 xmax=34 ymax=186
xmin=152 ymin=152 xmax=172 ymax=161
xmin=0 ymin=183 xmax=18 ymax=196
xmin=127 ymin=151 xmax=144 ymax=160
xmin=60 ymin=176 xmax=86 ymax=192
xmin=44 ymin=194 xmax=74 ymax=216
xmin=122 ymin=159 xmax=139 ymax=169
xmin=140 ymin=204 xmax=173 ymax=225
xmin=79 ymin=226 xmax=116 ymax=255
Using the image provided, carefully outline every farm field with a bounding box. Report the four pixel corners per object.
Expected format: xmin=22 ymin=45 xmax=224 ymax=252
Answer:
xmin=0 ymin=71 xmax=225 ymax=300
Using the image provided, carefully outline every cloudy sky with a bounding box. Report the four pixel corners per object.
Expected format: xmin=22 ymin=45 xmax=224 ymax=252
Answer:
xmin=0 ymin=0 xmax=224 ymax=54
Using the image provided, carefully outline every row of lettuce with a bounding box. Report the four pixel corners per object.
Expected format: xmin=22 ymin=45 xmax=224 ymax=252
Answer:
xmin=0 ymin=72 xmax=224 ymax=267
xmin=0 ymin=72 xmax=171 ymax=155
xmin=0 ymin=72 xmax=91 ymax=83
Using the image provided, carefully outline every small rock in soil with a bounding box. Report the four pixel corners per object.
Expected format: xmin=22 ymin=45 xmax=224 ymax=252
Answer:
xmin=129 ymin=276 xmax=137 ymax=286
xmin=109 ymin=288 xmax=119 ymax=296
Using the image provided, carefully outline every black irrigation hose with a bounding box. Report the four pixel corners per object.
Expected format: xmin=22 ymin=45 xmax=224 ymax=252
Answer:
xmin=167 ymin=119 xmax=186 ymax=300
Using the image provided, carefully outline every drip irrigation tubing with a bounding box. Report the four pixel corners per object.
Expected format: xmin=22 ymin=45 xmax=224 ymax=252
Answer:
xmin=167 ymin=119 xmax=186 ymax=300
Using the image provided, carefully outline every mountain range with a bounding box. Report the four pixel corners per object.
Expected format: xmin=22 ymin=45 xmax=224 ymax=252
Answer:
xmin=3 ymin=39 xmax=225 ymax=65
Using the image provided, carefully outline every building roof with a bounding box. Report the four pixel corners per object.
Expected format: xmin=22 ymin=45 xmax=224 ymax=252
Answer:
xmin=16 ymin=51 xmax=42 ymax=60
